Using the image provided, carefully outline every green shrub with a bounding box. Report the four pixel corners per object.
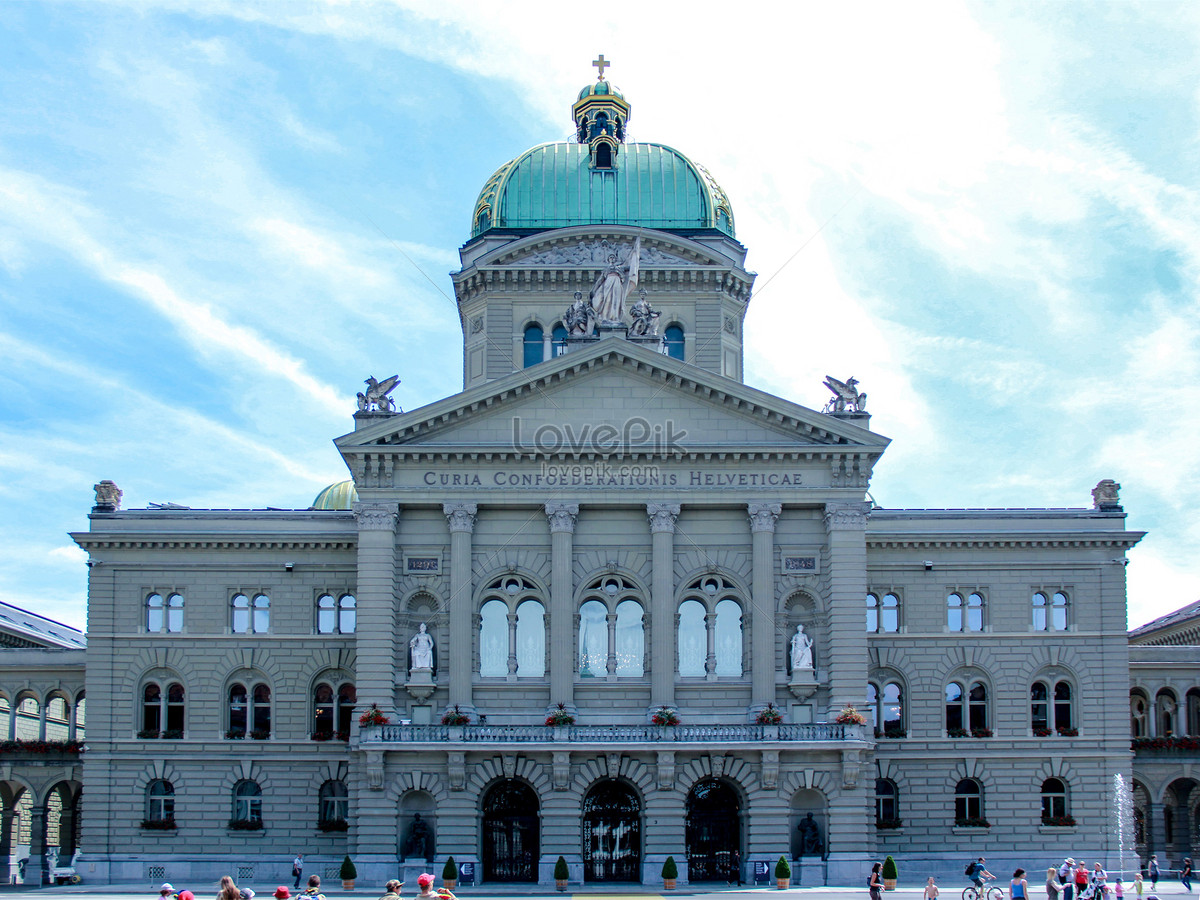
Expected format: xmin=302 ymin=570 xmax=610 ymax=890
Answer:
xmin=775 ymin=856 xmax=791 ymax=879
xmin=554 ymin=857 xmax=569 ymax=880
xmin=662 ymin=856 xmax=678 ymax=879
xmin=882 ymin=856 xmax=898 ymax=880
xmin=339 ymin=856 xmax=356 ymax=880
xmin=442 ymin=857 xmax=457 ymax=881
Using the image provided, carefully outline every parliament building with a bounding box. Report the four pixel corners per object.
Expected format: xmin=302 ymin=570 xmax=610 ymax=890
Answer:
xmin=3 ymin=66 xmax=1198 ymax=889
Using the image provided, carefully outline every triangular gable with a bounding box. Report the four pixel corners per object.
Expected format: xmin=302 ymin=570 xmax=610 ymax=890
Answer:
xmin=338 ymin=339 xmax=889 ymax=461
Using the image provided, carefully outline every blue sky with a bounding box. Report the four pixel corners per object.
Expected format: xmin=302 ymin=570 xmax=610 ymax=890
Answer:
xmin=2 ymin=1 xmax=1197 ymax=631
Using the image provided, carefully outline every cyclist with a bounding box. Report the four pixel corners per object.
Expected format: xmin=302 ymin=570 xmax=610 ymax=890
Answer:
xmin=970 ymin=859 xmax=996 ymax=892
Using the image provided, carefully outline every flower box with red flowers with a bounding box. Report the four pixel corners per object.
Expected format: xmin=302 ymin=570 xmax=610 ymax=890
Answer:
xmin=875 ymin=818 xmax=903 ymax=830
xmin=1041 ymin=815 xmax=1076 ymax=827
xmin=545 ymin=703 xmax=576 ymax=727
xmin=141 ymin=818 xmax=177 ymax=830
xmin=834 ymin=706 xmax=866 ymax=725
xmin=755 ymin=704 xmax=784 ymax=725
xmin=0 ymin=740 xmax=84 ymax=755
xmin=651 ymin=706 xmax=681 ymax=726
xmin=1056 ymin=727 xmax=1078 ymax=737
xmin=441 ymin=705 xmax=471 ymax=726
xmin=954 ymin=817 xmax=990 ymax=828
xmin=970 ymin=727 xmax=993 ymax=738
xmin=1033 ymin=728 xmax=1052 ymax=737
xmin=359 ymin=704 xmax=391 ymax=727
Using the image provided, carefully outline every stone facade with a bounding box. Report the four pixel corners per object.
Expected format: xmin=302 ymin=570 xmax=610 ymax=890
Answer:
xmin=5 ymin=69 xmax=1193 ymax=890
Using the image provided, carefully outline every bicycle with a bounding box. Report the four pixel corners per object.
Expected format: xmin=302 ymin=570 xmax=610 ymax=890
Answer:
xmin=963 ymin=879 xmax=1004 ymax=900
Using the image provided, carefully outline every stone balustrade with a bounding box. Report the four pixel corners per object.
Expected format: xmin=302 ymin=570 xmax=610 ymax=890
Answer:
xmin=361 ymin=722 xmax=860 ymax=745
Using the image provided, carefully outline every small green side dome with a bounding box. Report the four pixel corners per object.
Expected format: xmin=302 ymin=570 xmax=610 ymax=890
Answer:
xmin=311 ymin=480 xmax=358 ymax=510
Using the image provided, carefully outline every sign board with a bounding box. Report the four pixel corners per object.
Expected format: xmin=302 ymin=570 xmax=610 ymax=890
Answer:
xmin=754 ymin=861 xmax=770 ymax=885
xmin=457 ymin=862 xmax=475 ymax=886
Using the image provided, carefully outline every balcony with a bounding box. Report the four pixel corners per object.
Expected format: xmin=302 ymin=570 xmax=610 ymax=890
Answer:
xmin=360 ymin=722 xmax=863 ymax=747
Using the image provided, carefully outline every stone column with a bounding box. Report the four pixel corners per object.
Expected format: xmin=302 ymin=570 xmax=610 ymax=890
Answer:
xmin=354 ymin=501 xmax=400 ymax=717
xmin=823 ymin=502 xmax=870 ymax=718
xmin=704 ymin=611 xmax=717 ymax=678
xmin=545 ymin=503 xmax=579 ymax=708
xmin=647 ymin=503 xmax=680 ymax=711
xmin=748 ymin=502 xmax=781 ymax=711
xmin=444 ymin=503 xmax=478 ymax=712
xmin=27 ymin=805 xmax=46 ymax=884
xmin=605 ymin=612 xmax=618 ymax=679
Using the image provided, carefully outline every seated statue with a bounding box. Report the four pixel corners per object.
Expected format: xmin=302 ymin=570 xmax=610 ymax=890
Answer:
xmin=797 ymin=812 xmax=823 ymax=856
xmin=404 ymin=813 xmax=432 ymax=859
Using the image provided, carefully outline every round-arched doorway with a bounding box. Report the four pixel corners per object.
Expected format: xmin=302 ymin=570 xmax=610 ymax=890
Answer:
xmin=481 ymin=781 xmax=539 ymax=883
xmin=583 ymin=780 xmax=641 ymax=882
xmin=685 ymin=778 xmax=741 ymax=882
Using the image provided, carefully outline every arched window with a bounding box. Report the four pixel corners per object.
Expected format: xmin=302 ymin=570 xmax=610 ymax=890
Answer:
xmin=579 ymin=575 xmax=645 ymax=678
xmin=1041 ymin=778 xmax=1068 ymax=822
xmin=595 ymin=142 xmax=613 ymax=169
xmin=523 ymin=324 xmax=544 ymax=368
xmin=142 ymin=682 xmax=185 ymax=738
xmin=678 ymin=575 xmax=744 ymax=677
xmin=867 ymin=592 xmax=900 ymax=633
xmin=317 ymin=593 xmax=356 ymax=634
xmin=515 ymin=599 xmax=545 ymax=677
xmin=878 ymin=681 xmax=904 ymax=737
xmin=252 ymin=684 xmax=271 ymax=738
xmin=145 ymin=779 xmax=175 ymax=825
xmin=1051 ymin=592 xmax=1069 ymax=630
xmin=955 ymin=779 xmax=984 ymax=825
xmin=1032 ymin=678 xmax=1074 ymax=734
xmin=948 ymin=592 xmax=984 ymax=632
xmin=319 ymin=779 xmax=349 ymax=828
xmin=14 ymin=696 xmax=39 ymax=740
xmin=1131 ymin=691 xmax=1149 ymax=738
xmin=677 ymin=600 xmax=707 ymax=677
xmin=227 ymin=679 xmax=270 ymax=739
xmin=232 ymin=780 xmax=262 ymax=825
xmin=551 ymin=323 xmax=568 ymax=356
xmin=147 ymin=592 xmax=184 ymax=633
xmin=946 ymin=681 xmax=989 ymax=735
xmin=312 ymin=678 xmax=355 ymax=740
xmin=714 ymin=598 xmax=743 ymax=676
xmin=1032 ymin=592 xmax=1048 ymax=631
xmin=615 ymin=598 xmax=644 ymax=677
xmin=663 ymin=325 xmax=684 ymax=360
xmin=875 ymin=778 xmax=899 ymax=827
xmin=1187 ymin=688 xmax=1200 ymax=736
xmin=1054 ymin=682 xmax=1073 ymax=731
xmin=1156 ymin=689 xmax=1178 ymax=736
xmin=231 ymin=593 xmax=270 ymax=634
xmin=479 ymin=576 xmax=546 ymax=678
xmin=1031 ymin=682 xmax=1049 ymax=733
xmin=579 ymin=600 xmax=608 ymax=678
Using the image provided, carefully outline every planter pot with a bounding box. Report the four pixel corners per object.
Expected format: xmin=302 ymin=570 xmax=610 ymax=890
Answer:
xmin=663 ymin=878 xmax=676 ymax=890
xmin=556 ymin=879 xmax=568 ymax=891
xmin=884 ymin=879 xmax=897 ymax=891
xmin=777 ymin=878 xmax=791 ymax=889
xmin=443 ymin=880 xmax=456 ymax=891
xmin=341 ymin=881 xmax=355 ymax=891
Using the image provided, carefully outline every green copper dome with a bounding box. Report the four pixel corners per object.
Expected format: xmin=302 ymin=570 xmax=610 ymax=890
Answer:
xmin=577 ymin=79 xmax=624 ymax=101
xmin=311 ymin=479 xmax=357 ymax=510
xmin=471 ymin=141 xmax=735 ymax=238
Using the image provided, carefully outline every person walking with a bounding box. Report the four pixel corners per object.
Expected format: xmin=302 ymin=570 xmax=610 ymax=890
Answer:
xmin=869 ymin=862 xmax=884 ymax=900
xmin=1012 ymin=869 xmax=1030 ymax=900
xmin=926 ymin=876 xmax=941 ymax=900
xmin=1148 ymin=857 xmax=1159 ymax=891
xmin=1093 ymin=862 xmax=1108 ymax=899
xmin=416 ymin=874 xmax=439 ymax=900
xmin=1181 ymin=859 xmax=1192 ymax=893
xmin=298 ymin=876 xmax=324 ymax=900
xmin=292 ymin=855 xmax=304 ymax=890
xmin=1062 ymin=860 xmax=1076 ymax=900
xmin=1074 ymin=862 xmax=1089 ymax=899
xmin=1047 ymin=868 xmax=1062 ymax=900
xmin=1133 ymin=874 xmax=1143 ymax=899
xmin=378 ymin=879 xmax=403 ymax=900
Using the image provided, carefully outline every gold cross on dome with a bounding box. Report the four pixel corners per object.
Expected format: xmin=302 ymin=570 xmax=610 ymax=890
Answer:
xmin=592 ymin=54 xmax=610 ymax=79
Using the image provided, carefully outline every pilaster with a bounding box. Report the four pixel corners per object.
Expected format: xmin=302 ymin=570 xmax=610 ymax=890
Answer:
xmin=546 ymin=502 xmax=579 ymax=708
xmin=748 ymin=502 xmax=781 ymax=711
xmin=444 ymin=502 xmax=478 ymax=711
xmin=353 ymin=501 xmax=400 ymax=717
xmin=647 ymin=502 xmax=680 ymax=711
xmin=823 ymin=501 xmax=870 ymax=719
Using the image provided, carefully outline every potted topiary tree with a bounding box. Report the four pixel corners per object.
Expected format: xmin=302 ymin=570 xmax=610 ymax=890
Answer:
xmin=662 ymin=855 xmax=678 ymax=890
xmin=442 ymin=856 xmax=458 ymax=889
xmin=775 ymin=856 xmax=791 ymax=890
xmin=554 ymin=856 xmax=570 ymax=890
xmin=340 ymin=855 xmax=357 ymax=890
xmin=882 ymin=855 xmax=898 ymax=890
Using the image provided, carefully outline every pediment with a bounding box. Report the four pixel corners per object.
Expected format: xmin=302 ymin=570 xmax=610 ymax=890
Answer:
xmin=339 ymin=340 xmax=889 ymax=462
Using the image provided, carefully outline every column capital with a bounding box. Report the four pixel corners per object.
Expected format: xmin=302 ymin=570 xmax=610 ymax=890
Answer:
xmin=646 ymin=502 xmax=681 ymax=534
xmin=443 ymin=502 xmax=478 ymax=534
xmin=353 ymin=501 xmax=399 ymax=531
xmin=823 ymin=500 xmax=871 ymax=531
xmin=544 ymin=502 xmax=580 ymax=534
xmin=747 ymin=502 xmax=782 ymax=533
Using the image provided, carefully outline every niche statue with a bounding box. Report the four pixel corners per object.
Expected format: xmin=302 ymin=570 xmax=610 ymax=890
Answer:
xmin=404 ymin=812 xmax=433 ymax=860
xmin=796 ymin=812 xmax=823 ymax=856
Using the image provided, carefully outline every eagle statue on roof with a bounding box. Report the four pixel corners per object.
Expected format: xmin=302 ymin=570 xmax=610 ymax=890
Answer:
xmin=821 ymin=376 xmax=867 ymax=414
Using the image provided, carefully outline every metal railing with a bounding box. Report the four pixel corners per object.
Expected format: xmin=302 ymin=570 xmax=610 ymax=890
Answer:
xmin=364 ymin=722 xmax=855 ymax=744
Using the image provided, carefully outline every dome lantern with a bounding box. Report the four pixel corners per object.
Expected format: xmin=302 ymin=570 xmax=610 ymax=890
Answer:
xmin=571 ymin=54 xmax=630 ymax=170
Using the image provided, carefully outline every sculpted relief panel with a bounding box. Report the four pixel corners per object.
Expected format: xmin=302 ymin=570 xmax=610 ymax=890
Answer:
xmin=507 ymin=239 xmax=698 ymax=268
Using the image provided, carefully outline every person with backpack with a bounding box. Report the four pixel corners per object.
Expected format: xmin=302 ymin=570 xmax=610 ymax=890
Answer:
xmin=970 ymin=859 xmax=996 ymax=891
xmin=1181 ymin=858 xmax=1192 ymax=893
xmin=1061 ymin=860 xmax=1076 ymax=900
xmin=869 ymin=862 xmax=884 ymax=900
xmin=1148 ymin=857 xmax=1159 ymax=891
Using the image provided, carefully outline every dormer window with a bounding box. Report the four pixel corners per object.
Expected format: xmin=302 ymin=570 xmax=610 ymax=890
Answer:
xmin=595 ymin=143 xmax=613 ymax=169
